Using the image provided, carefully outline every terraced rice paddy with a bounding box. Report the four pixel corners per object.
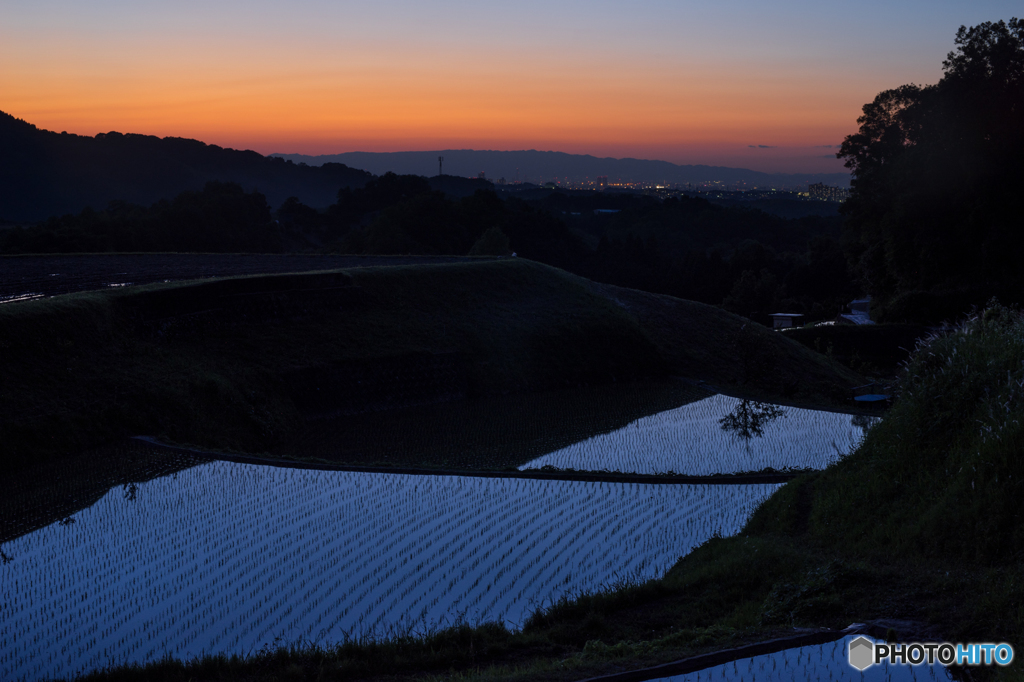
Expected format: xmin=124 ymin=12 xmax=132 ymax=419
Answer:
xmin=654 ymin=635 xmax=949 ymax=681
xmin=0 ymin=455 xmax=779 ymax=681
xmin=522 ymin=395 xmax=878 ymax=475
xmin=1 ymin=381 xmax=882 ymax=680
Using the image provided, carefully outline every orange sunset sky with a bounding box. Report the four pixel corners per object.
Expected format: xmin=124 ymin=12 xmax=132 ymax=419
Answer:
xmin=2 ymin=1 xmax=1019 ymax=173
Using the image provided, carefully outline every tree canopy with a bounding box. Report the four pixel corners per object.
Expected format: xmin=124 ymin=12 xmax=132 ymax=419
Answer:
xmin=838 ymin=18 xmax=1024 ymax=322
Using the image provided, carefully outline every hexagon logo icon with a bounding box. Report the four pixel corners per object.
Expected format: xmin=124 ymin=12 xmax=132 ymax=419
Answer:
xmin=849 ymin=636 xmax=875 ymax=671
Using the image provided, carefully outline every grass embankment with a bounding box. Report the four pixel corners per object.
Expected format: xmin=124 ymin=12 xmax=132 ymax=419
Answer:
xmin=1 ymin=258 xmax=858 ymax=472
xmin=75 ymin=304 xmax=1024 ymax=682
xmin=589 ymin=281 xmax=863 ymax=408
xmin=273 ymin=380 xmax=714 ymax=469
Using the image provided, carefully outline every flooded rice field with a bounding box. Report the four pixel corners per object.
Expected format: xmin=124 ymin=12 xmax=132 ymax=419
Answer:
xmin=278 ymin=380 xmax=876 ymax=476
xmin=654 ymin=635 xmax=949 ymax=681
xmin=522 ymin=394 xmax=878 ymax=475
xmin=1 ymin=380 xmax=883 ymax=680
xmin=0 ymin=454 xmax=779 ymax=681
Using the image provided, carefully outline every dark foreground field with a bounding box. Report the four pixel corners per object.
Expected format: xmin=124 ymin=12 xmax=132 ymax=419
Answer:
xmin=0 ymin=257 xmax=860 ymax=472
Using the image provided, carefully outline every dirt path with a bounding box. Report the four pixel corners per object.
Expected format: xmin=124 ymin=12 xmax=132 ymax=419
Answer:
xmin=0 ymin=253 xmax=490 ymax=301
xmin=133 ymin=436 xmax=803 ymax=485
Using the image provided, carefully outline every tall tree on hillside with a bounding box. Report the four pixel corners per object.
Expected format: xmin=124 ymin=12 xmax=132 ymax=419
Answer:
xmin=838 ymin=18 xmax=1024 ymax=322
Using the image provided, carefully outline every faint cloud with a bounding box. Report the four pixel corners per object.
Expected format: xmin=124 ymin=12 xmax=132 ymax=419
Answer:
xmin=814 ymin=144 xmax=836 ymax=148
xmin=747 ymin=145 xmax=778 ymax=149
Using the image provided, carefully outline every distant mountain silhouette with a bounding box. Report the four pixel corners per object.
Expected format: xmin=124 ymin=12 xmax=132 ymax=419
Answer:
xmin=0 ymin=111 xmax=372 ymax=223
xmin=270 ymin=149 xmax=851 ymax=189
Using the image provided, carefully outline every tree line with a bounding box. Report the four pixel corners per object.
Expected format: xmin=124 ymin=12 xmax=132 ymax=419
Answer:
xmin=0 ymin=173 xmax=856 ymax=325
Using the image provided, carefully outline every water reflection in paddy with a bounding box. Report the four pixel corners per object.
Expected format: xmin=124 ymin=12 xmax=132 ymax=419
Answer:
xmin=653 ymin=635 xmax=949 ymax=681
xmin=523 ymin=395 xmax=878 ymax=475
xmin=0 ymin=458 xmax=779 ymax=682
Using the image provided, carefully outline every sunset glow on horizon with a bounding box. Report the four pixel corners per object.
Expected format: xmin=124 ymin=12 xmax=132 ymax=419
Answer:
xmin=2 ymin=0 xmax=1019 ymax=173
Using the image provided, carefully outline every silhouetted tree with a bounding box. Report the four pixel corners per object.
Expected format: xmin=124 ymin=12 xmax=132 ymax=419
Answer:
xmin=469 ymin=227 xmax=511 ymax=256
xmin=839 ymin=18 xmax=1024 ymax=321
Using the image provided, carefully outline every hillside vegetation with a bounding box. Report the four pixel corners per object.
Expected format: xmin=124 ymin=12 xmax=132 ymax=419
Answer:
xmin=676 ymin=302 xmax=1024 ymax=661
xmin=644 ymin=302 xmax=1024 ymax=677
xmin=0 ymin=258 xmax=858 ymax=472
xmin=751 ymin=303 xmax=1024 ymax=564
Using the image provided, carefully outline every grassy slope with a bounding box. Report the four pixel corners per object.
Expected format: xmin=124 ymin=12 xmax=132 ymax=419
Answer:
xmin=74 ymin=307 xmax=1024 ymax=682
xmin=591 ymin=281 xmax=862 ymax=406
xmin=1 ymin=258 xmax=858 ymax=473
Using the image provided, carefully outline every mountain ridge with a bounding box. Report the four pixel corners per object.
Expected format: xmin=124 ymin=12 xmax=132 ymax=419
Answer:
xmin=0 ymin=111 xmax=372 ymax=223
xmin=270 ymin=149 xmax=851 ymax=189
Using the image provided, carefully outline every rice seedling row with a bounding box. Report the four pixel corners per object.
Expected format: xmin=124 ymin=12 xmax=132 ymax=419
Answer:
xmin=0 ymin=460 xmax=778 ymax=681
